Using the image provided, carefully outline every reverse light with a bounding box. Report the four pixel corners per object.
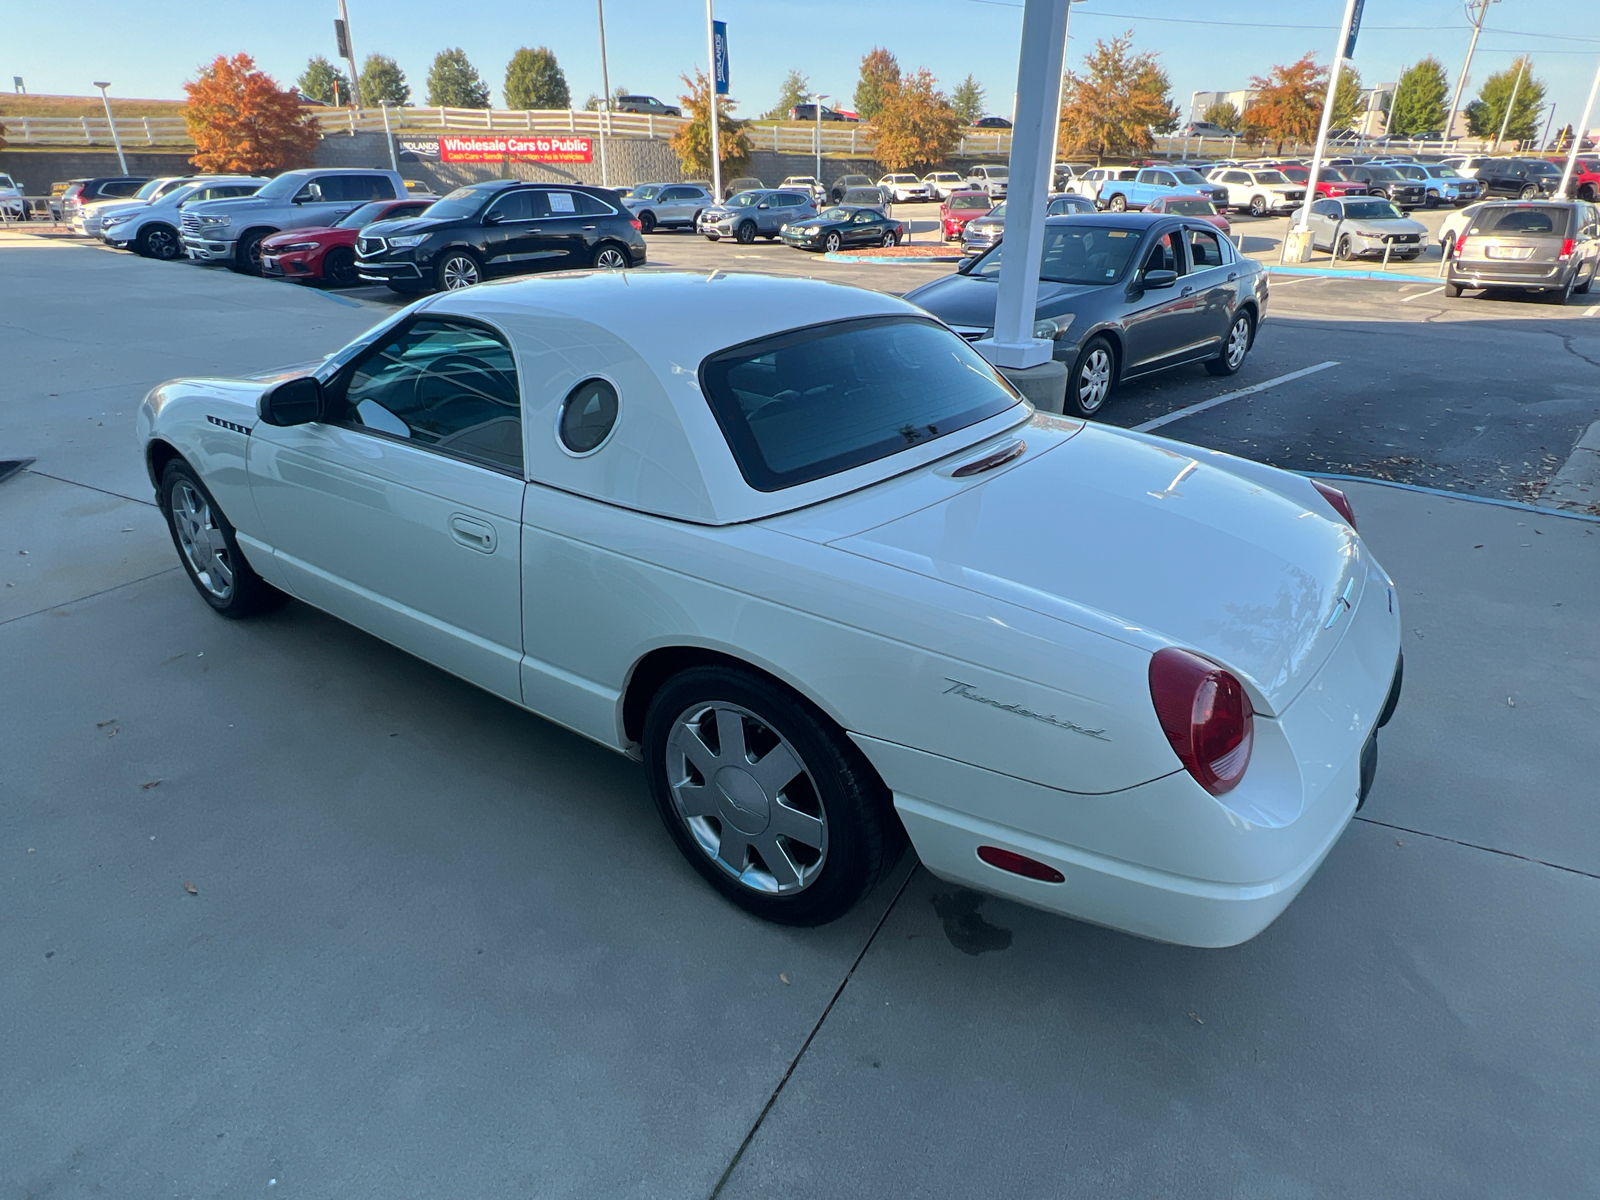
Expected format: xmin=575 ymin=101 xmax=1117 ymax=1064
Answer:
xmin=1148 ymin=648 xmax=1255 ymax=796
xmin=1311 ymin=478 xmax=1357 ymax=529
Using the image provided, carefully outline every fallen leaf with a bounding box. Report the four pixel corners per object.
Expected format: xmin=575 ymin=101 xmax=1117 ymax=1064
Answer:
xmin=120 ymin=527 xmax=134 ymax=533
xmin=96 ymin=719 xmax=117 ymax=728
xmin=183 ymin=881 xmax=198 ymax=895
xmin=1473 ymin=544 xmax=1484 ymax=549
xmin=27 ymin=847 xmax=35 ymax=854
xmin=107 ymin=726 xmax=119 ymax=738
xmin=780 ymin=973 xmax=791 ymax=985
xmin=1188 ymin=1012 xmax=1205 ymax=1025
xmin=141 ymin=780 xmax=162 ymax=790
xmin=1507 ymin=697 xmax=1515 ymax=707
xmin=1396 ymin=839 xmax=1404 ymax=846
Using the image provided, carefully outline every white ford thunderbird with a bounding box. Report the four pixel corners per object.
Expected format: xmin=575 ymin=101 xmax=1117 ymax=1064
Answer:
xmin=138 ymin=270 xmax=1402 ymax=946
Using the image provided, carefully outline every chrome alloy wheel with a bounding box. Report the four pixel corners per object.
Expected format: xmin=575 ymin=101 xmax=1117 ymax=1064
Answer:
xmin=440 ymin=254 xmax=480 ymax=290
xmin=171 ymin=481 xmax=234 ymax=600
xmin=1225 ymin=315 xmax=1251 ymax=368
xmin=1076 ymin=345 xmax=1113 ymax=413
xmin=594 ymin=246 xmax=629 ymax=269
xmin=665 ymin=702 xmax=828 ymax=894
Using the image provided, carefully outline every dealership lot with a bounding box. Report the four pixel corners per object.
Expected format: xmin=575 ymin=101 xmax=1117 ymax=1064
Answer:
xmin=3 ymin=233 xmax=1598 ymax=1196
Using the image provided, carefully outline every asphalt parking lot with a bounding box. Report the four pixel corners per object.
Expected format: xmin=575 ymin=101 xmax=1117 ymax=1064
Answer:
xmin=3 ymin=231 xmax=1598 ymax=1197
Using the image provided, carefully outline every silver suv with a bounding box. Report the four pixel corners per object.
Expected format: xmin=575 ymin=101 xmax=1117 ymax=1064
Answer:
xmin=966 ymin=165 xmax=1009 ymax=200
xmin=697 ymin=189 xmax=818 ymax=242
xmin=180 ymin=167 xmax=405 ymax=273
xmin=622 ymin=183 xmax=712 ymax=233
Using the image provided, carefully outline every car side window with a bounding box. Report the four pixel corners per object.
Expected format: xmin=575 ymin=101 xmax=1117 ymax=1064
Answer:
xmin=1186 ymin=226 xmax=1224 ymax=269
xmin=1142 ymin=232 xmax=1184 ymax=276
xmin=1155 ymin=172 xmax=1177 ymax=187
xmin=776 ymin=192 xmax=807 ymax=206
xmin=571 ymin=191 xmax=616 ymax=216
xmin=1137 ymin=169 xmax=1158 ymax=183
xmin=333 ymin=318 xmax=523 ymax=474
xmin=853 ymin=211 xmax=876 ymax=224
xmin=328 ymin=175 xmax=394 ymax=201
xmin=486 ymin=190 xmax=535 ymax=222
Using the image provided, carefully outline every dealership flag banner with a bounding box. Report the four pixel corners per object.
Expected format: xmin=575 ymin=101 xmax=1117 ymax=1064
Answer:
xmin=438 ymin=135 xmax=593 ymax=163
xmin=712 ymin=21 xmax=729 ymax=95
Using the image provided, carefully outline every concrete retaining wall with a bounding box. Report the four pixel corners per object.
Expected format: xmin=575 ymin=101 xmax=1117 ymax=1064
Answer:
xmin=0 ymin=148 xmax=197 ymax=196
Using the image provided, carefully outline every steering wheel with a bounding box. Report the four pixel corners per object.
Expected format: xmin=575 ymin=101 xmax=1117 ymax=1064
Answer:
xmin=411 ymin=354 xmax=516 ymax=423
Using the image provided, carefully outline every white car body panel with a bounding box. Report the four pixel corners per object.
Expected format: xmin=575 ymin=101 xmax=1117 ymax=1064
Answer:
xmin=138 ymin=271 xmax=1401 ymax=947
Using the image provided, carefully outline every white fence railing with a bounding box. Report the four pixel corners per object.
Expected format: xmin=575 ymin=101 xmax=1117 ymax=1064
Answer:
xmin=309 ymin=105 xmax=691 ymax=140
xmin=0 ymin=114 xmax=191 ymax=146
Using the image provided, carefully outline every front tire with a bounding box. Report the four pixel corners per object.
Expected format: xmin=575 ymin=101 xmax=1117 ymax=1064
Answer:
xmin=638 ymin=210 xmax=657 ymax=234
xmin=823 ymin=231 xmax=842 ymax=252
xmin=434 ymin=250 xmax=481 ymax=292
xmin=1335 ymin=233 xmax=1354 ymax=261
xmin=322 ymin=246 xmax=357 ymax=286
xmin=159 ymin=460 xmax=284 ymax=618
xmin=1207 ymin=312 xmax=1254 ymax=376
xmin=231 ymin=229 xmax=268 ymax=276
xmin=1065 ymin=336 xmax=1116 ymax=418
xmin=642 ymin=667 xmax=889 ymax=926
xmin=138 ymin=224 xmax=182 ymax=261
xmin=736 ymin=220 xmax=757 ymax=244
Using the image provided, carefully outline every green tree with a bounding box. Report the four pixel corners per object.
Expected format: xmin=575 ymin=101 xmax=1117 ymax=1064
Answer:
xmin=854 ymin=47 xmax=901 ymax=122
xmin=1057 ymin=33 xmax=1179 ymax=162
xmin=504 ymin=47 xmax=570 ymax=110
xmin=1388 ymin=57 xmax=1448 ymax=136
xmin=1465 ymin=56 xmax=1545 ymax=143
xmin=764 ymin=69 xmax=811 ymax=120
xmin=297 ymin=56 xmax=350 ymax=106
xmin=873 ymin=69 xmax=963 ymax=171
xmin=1202 ymin=100 xmax=1241 ymax=132
xmin=950 ymin=74 xmax=985 ymax=125
xmin=359 ymin=54 xmax=410 ymax=107
xmin=1330 ymin=65 xmax=1364 ymax=130
xmin=426 ymin=48 xmax=490 ymax=109
xmin=670 ymin=68 xmax=751 ymax=177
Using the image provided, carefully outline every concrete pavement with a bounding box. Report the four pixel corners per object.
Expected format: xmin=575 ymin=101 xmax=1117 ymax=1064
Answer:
xmin=3 ymin=235 xmax=1596 ymax=1198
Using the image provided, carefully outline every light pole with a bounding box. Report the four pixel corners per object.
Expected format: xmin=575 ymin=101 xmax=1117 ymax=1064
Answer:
xmin=1444 ymin=0 xmax=1498 ymax=144
xmin=1559 ymin=55 xmax=1600 ymax=198
xmin=337 ymin=0 xmax=362 ymax=110
xmin=93 ymin=82 xmax=128 ymax=175
xmin=705 ymin=0 xmax=721 ymax=201
xmin=596 ymin=0 xmax=612 ymax=186
xmin=1493 ymin=57 xmax=1527 ymax=151
xmin=814 ymin=93 xmax=829 ymax=186
xmin=1288 ymin=0 xmax=1362 ymax=262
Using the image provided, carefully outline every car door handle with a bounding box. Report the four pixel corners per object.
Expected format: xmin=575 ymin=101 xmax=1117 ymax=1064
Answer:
xmin=1227 ymin=272 xmax=1238 ymax=281
xmin=449 ymin=514 xmax=497 ymax=554
xmin=1180 ymin=286 xmax=1193 ymax=296
xmin=583 ymin=224 xmax=598 ymax=230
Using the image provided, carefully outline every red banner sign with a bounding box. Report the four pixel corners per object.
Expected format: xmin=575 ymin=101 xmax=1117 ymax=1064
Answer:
xmin=438 ymin=135 xmax=593 ymax=164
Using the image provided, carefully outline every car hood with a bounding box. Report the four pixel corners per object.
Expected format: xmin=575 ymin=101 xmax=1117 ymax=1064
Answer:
xmin=184 ymin=196 xmax=282 ymax=217
xmin=782 ymin=422 xmax=1364 ymax=710
xmin=1348 ymin=218 xmax=1429 ymax=237
xmin=262 ymin=224 xmax=344 ymax=244
xmin=362 ymin=215 xmax=455 ymax=237
xmin=904 ymin=273 xmax=1109 ymax=331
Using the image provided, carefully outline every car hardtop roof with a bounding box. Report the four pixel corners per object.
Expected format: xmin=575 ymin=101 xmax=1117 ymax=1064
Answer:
xmin=421 ymin=270 xmax=964 ymax=526
xmin=472 ymin=178 xmax=611 ymax=191
xmin=1047 ymin=210 xmax=1173 ymax=228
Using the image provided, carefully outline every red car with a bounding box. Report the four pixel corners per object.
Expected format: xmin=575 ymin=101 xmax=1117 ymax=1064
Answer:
xmin=1144 ymin=194 xmax=1232 ymax=235
xmin=1547 ymin=157 xmax=1600 ymax=200
xmin=941 ymin=189 xmax=993 ymax=241
xmin=1274 ymin=165 xmax=1369 ymax=199
xmin=260 ymin=197 xmax=436 ymax=286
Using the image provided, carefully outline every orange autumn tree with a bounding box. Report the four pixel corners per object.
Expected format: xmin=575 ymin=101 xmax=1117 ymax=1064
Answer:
xmin=1243 ymin=54 xmax=1328 ymax=153
xmin=185 ymin=53 xmax=318 ymax=173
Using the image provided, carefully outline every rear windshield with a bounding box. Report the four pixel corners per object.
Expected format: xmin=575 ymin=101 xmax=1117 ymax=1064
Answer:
xmin=973 ymin=223 xmax=1144 ymax=285
xmin=1166 ymin=199 xmax=1216 ymax=215
xmin=700 ymin=316 xmax=1020 ymax=492
xmin=1469 ymin=205 xmax=1571 ymax=236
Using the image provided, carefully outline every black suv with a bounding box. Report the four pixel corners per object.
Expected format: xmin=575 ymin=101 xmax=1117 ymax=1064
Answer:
xmin=1474 ymin=158 xmax=1562 ymax=200
xmin=356 ymin=180 xmax=647 ymax=294
xmin=1345 ymin=165 xmax=1426 ymax=209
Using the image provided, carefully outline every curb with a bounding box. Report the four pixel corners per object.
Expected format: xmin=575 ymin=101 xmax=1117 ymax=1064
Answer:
xmin=822 ymin=251 xmax=962 ymax=265
xmin=1537 ymin=420 xmax=1600 ymax=514
xmin=1268 ymin=265 xmax=1440 ymax=284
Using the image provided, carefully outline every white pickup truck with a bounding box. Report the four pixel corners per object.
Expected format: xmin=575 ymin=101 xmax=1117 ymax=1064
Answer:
xmin=180 ymin=167 xmax=406 ymax=274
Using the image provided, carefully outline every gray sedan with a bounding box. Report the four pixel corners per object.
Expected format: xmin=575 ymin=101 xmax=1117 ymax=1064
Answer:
xmin=1298 ymin=196 xmax=1429 ymax=261
xmin=696 ymin=189 xmax=818 ymax=242
xmin=960 ymin=193 xmax=1096 ymax=258
xmin=909 ymin=212 xmax=1268 ymax=418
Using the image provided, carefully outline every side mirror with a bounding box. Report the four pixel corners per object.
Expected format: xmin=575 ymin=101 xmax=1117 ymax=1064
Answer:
xmin=1141 ymin=268 xmax=1179 ymax=290
xmin=258 ymin=377 xmax=324 ymax=427
xmin=956 ymin=256 xmax=977 ymax=275
xmin=758 ymin=203 xmax=771 ymax=209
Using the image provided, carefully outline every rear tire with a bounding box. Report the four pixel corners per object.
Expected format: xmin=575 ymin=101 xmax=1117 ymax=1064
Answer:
xmin=1545 ymin=276 xmax=1575 ymax=305
xmin=1446 ymin=282 xmax=1464 ymax=298
xmin=158 ymin=460 xmax=285 ymax=619
xmin=1107 ymin=193 xmax=1128 ymax=213
xmin=641 ymin=666 xmax=890 ymax=926
xmin=1520 ymin=184 xmax=1540 ymax=200
xmin=1206 ymin=312 xmax=1253 ymax=376
xmin=880 ymin=230 xmax=896 ymax=247
xmin=1577 ymin=266 xmax=1595 ymax=296
xmin=593 ymin=243 xmax=629 ymax=269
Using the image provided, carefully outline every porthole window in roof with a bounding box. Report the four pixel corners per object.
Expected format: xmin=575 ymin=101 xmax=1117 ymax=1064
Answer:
xmin=559 ymin=378 xmax=620 ymax=455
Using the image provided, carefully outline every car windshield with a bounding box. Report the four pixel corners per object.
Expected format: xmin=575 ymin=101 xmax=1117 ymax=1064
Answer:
xmin=816 ymin=207 xmax=852 ymax=222
xmin=1469 ymin=205 xmax=1571 ymax=236
xmin=1426 ymin=166 xmax=1462 ymax=178
xmin=986 ymin=202 xmax=1007 ymax=218
xmin=252 ymin=174 xmax=317 ymax=200
xmin=1166 ymin=199 xmax=1217 ymax=215
xmin=973 ymin=223 xmax=1144 ymax=284
xmin=948 ymin=192 xmax=988 ymax=207
xmin=338 ymin=201 xmax=398 ymax=228
xmin=1364 ymin=168 xmax=1402 ymax=181
xmin=1280 ymin=167 xmax=1310 ymax=181
xmin=843 ymin=190 xmax=882 ymax=204
xmin=1342 ymin=199 xmax=1403 ymax=220
xmin=988 ymin=168 xmax=1009 ymax=179
xmin=1394 ymin=165 xmax=1427 ymax=179
xmin=726 ymin=192 xmax=764 ymax=209
xmin=421 ymin=186 xmax=493 ymax=220
xmin=1252 ymin=171 xmax=1290 ymax=184
xmin=700 ymin=316 xmax=1020 ymax=492
xmin=132 ymin=179 xmax=167 ymax=200
xmin=1173 ymin=170 xmax=1208 ymax=185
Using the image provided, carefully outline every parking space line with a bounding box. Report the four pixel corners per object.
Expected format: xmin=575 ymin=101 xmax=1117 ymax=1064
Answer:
xmin=1586 ymin=304 xmax=1599 ymax=318
xmin=1400 ymin=286 xmax=1445 ymax=302
xmin=1132 ymin=361 xmax=1340 ymax=433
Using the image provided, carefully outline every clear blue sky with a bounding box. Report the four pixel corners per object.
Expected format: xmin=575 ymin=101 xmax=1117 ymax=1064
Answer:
xmin=8 ymin=0 xmax=1600 ymax=130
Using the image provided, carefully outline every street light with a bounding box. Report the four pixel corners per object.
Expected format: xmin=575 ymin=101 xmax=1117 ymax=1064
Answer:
xmin=596 ymin=0 xmax=613 ymax=187
xmin=93 ymin=81 xmax=128 ymax=175
xmin=813 ymin=93 xmax=829 ymax=186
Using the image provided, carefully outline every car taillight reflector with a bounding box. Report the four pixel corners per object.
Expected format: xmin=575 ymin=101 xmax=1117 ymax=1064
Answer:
xmin=1311 ymin=479 xmax=1357 ymax=529
xmin=977 ymin=846 xmax=1065 ymax=883
xmin=629 ymin=218 xmax=643 ymax=231
xmin=1148 ymin=648 xmax=1255 ymax=796
xmin=1454 ymin=234 xmax=1468 ymax=257
xmin=1559 ymin=237 xmax=1575 ymax=259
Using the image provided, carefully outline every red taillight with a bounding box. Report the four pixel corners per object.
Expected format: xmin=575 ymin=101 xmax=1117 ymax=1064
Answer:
xmin=1148 ymin=648 xmax=1255 ymax=796
xmin=1454 ymin=234 xmax=1468 ymax=258
xmin=1559 ymin=237 xmax=1575 ymax=260
xmin=977 ymin=845 xmax=1065 ymax=883
xmin=629 ymin=218 xmax=642 ymax=232
xmin=1311 ymin=478 xmax=1357 ymax=529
